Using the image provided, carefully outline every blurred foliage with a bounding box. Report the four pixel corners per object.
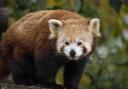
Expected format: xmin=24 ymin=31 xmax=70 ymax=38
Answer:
xmin=5 ymin=0 xmax=128 ymax=89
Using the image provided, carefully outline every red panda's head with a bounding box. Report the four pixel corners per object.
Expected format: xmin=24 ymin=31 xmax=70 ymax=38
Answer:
xmin=48 ymin=18 xmax=100 ymax=60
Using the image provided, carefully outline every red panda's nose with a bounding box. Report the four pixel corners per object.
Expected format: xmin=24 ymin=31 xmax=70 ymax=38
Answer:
xmin=70 ymin=50 xmax=76 ymax=57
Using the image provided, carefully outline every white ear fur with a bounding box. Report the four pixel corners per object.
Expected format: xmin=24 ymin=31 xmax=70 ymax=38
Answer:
xmin=89 ymin=18 xmax=101 ymax=37
xmin=48 ymin=19 xmax=62 ymax=39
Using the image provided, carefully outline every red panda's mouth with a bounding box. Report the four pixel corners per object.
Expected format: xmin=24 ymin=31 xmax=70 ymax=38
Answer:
xmin=66 ymin=55 xmax=81 ymax=60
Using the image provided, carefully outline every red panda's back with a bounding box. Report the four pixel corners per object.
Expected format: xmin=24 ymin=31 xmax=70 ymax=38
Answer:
xmin=2 ymin=10 xmax=84 ymax=52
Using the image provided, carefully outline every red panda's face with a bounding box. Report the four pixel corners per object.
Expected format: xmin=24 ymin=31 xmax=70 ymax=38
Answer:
xmin=56 ymin=25 xmax=94 ymax=60
xmin=48 ymin=18 xmax=100 ymax=60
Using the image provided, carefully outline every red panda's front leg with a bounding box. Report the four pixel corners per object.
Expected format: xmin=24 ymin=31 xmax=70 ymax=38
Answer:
xmin=8 ymin=57 xmax=35 ymax=85
xmin=64 ymin=57 xmax=88 ymax=89
xmin=35 ymin=50 xmax=67 ymax=89
xmin=8 ymin=47 xmax=35 ymax=85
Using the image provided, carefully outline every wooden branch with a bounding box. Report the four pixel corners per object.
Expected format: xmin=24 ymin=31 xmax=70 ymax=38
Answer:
xmin=0 ymin=83 xmax=49 ymax=89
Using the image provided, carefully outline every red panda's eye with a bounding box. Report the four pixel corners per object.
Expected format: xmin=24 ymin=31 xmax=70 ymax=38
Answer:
xmin=65 ymin=41 xmax=69 ymax=45
xmin=77 ymin=42 xmax=82 ymax=46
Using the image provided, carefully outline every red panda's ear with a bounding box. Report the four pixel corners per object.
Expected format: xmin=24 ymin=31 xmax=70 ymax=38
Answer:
xmin=89 ymin=18 xmax=101 ymax=37
xmin=48 ymin=19 xmax=62 ymax=39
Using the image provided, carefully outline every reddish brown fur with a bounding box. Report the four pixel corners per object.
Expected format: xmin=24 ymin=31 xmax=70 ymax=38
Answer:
xmin=1 ymin=10 xmax=89 ymax=58
xmin=0 ymin=10 xmax=91 ymax=79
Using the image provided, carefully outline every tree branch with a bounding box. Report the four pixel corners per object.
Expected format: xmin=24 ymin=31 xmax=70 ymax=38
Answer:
xmin=0 ymin=83 xmax=49 ymax=89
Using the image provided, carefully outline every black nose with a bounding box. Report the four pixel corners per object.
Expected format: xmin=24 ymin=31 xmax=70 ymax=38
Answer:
xmin=70 ymin=50 xmax=76 ymax=57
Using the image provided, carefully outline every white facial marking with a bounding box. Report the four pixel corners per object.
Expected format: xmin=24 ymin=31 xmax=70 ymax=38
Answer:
xmin=56 ymin=31 xmax=94 ymax=60
xmin=64 ymin=43 xmax=83 ymax=60
xmin=84 ymin=42 xmax=92 ymax=55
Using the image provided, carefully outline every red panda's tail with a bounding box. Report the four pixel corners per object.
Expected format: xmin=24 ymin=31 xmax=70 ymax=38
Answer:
xmin=0 ymin=10 xmax=9 ymax=80
xmin=0 ymin=41 xmax=9 ymax=80
xmin=0 ymin=57 xmax=9 ymax=80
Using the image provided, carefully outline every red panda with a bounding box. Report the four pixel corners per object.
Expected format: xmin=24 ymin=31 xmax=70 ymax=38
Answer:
xmin=0 ymin=10 xmax=100 ymax=89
